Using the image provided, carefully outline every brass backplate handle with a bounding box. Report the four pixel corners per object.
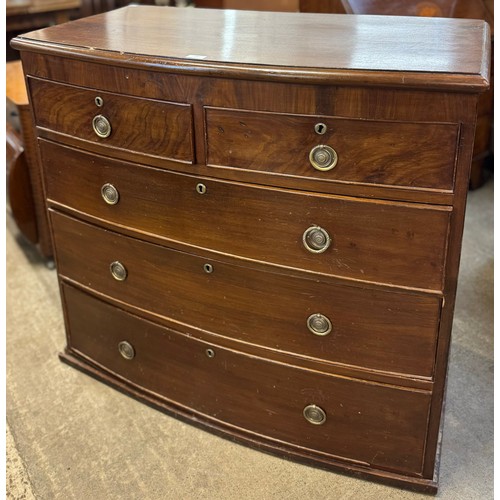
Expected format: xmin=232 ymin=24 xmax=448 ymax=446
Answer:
xmin=303 ymin=225 xmax=331 ymax=254
xmin=307 ymin=313 xmax=332 ymax=336
xmin=303 ymin=404 xmax=327 ymax=425
xmin=118 ymin=341 xmax=135 ymax=360
xmin=309 ymin=145 xmax=337 ymax=171
xmin=101 ymin=183 xmax=119 ymax=205
xmin=110 ymin=261 xmax=128 ymax=281
xmin=92 ymin=114 xmax=112 ymax=138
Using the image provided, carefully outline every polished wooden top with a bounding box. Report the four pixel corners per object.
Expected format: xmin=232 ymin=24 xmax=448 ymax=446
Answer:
xmin=12 ymin=6 xmax=490 ymax=90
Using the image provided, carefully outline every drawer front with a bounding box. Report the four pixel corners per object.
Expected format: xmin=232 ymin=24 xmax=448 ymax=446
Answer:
xmin=63 ymin=283 xmax=431 ymax=475
xmin=205 ymin=107 xmax=459 ymax=191
xmin=29 ymin=77 xmax=194 ymax=163
xmin=42 ymin=141 xmax=450 ymax=290
xmin=52 ymin=211 xmax=440 ymax=378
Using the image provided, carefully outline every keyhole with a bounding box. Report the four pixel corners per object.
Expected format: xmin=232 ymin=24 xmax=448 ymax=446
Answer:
xmin=314 ymin=123 xmax=327 ymax=135
xmin=196 ymin=183 xmax=207 ymax=194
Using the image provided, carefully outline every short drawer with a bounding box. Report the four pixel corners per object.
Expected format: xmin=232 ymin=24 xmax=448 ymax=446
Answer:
xmin=63 ymin=283 xmax=431 ymax=476
xmin=42 ymin=141 xmax=450 ymax=290
xmin=52 ymin=211 xmax=441 ymax=378
xmin=205 ymin=107 xmax=459 ymax=191
xmin=29 ymin=77 xmax=194 ymax=163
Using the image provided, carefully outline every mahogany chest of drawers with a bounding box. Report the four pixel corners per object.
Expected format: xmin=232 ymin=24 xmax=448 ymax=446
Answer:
xmin=12 ymin=7 xmax=490 ymax=492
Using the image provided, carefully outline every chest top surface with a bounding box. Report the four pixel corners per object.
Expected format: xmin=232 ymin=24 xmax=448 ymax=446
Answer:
xmin=12 ymin=5 xmax=489 ymax=90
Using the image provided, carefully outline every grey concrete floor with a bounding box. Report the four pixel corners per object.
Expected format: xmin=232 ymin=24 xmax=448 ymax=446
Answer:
xmin=6 ymin=179 xmax=493 ymax=500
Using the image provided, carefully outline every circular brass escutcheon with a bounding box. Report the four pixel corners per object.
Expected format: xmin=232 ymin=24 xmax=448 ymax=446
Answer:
xmin=309 ymin=145 xmax=337 ymax=171
xmin=101 ymin=183 xmax=119 ymax=205
xmin=110 ymin=261 xmax=128 ymax=281
xmin=95 ymin=96 xmax=104 ymax=107
xmin=302 ymin=225 xmax=331 ymax=254
xmin=307 ymin=313 xmax=332 ymax=336
xmin=92 ymin=114 xmax=112 ymax=138
xmin=303 ymin=404 xmax=327 ymax=425
xmin=196 ymin=183 xmax=207 ymax=194
xmin=314 ymin=122 xmax=327 ymax=135
xmin=118 ymin=341 xmax=135 ymax=360
xmin=206 ymin=348 xmax=215 ymax=358
xmin=203 ymin=263 xmax=214 ymax=273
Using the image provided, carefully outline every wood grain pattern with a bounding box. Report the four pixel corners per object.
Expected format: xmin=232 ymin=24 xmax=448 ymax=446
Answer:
xmin=59 ymin=348 xmax=439 ymax=494
xmin=41 ymin=140 xmax=450 ymax=291
xmin=51 ymin=210 xmax=441 ymax=379
xmin=11 ymin=6 xmax=490 ymax=90
xmin=21 ymin=51 xmax=481 ymax=205
xmin=29 ymin=77 xmax=194 ymax=163
xmin=19 ymin=52 xmax=479 ymax=123
xmin=62 ymin=283 xmax=432 ymax=476
xmin=14 ymin=7 xmax=490 ymax=492
xmin=300 ymin=0 xmax=494 ymax=192
xmin=206 ymin=107 xmax=459 ymax=191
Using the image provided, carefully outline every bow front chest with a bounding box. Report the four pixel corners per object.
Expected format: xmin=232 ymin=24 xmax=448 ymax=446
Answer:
xmin=12 ymin=7 xmax=490 ymax=492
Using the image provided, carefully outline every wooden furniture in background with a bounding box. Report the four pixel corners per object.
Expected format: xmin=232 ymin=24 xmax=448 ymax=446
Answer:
xmin=194 ymin=0 xmax=298 ymax=9
xmin=12 ymin=7 xmax=489 ymax=492
xmin=79 ymin=0 xmax=156 ymax=16
xmin=7 ymin=60 xmax=53 ymax=259
xmin=300 ymin=0 xmax=492 ymax=18
xmin=7 ymin=122 xmax=38 ymax=245
xmin=7 ymin=0 xmax=82 ymax=60
xmin=193 ymin=0 xmax=223 ymax=6
xmin=300 ymin=0 xmax=494 ymax=189
xmin=6 ymin=0 xmax=82 ymax=31
xmin=6 ymin=0 xmax=144 ymax=60
xmin=79 ymin=0 xmax=116 ymax=16
xmin=298 ymin=0 xmax=342 ymax=12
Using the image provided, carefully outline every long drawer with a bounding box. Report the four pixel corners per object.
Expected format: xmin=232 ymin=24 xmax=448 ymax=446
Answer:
xmin=42 ymin=140 xmax=450 ymax=290
xmin=29 ymin=77 xmax=194 ymax=163
xmin=205 ymin=107 xmax=459 ymax=191
xmin=52 ymin=211 xmax=441 ymax=378
xmin=62 ymin=283 xmax=432 ymax=476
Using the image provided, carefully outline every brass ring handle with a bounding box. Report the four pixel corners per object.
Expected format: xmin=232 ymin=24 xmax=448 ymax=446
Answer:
xmin=309 ymin=145 xmax=337 ymax=171
xmin=101 ymin=183 xmax=119 ymax=205
xmin=118 ymin=341 xmax=135 ymax=360
xmin=110 ymin=261 xmax=128 ymax=281
xmin=307 ymin=313 xmax=332 ymax=336
xmin=303 ymin=225 xmax=331 ymax=254
xmin=92 ymin=114 xmax=112 ymax=138
xmin=303 ymin=404 xmax=327 ymax=425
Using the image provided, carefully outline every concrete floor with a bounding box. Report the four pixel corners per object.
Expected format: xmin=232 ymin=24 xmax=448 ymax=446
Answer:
xmin=6 ymin=179 xmax=493 ymax=500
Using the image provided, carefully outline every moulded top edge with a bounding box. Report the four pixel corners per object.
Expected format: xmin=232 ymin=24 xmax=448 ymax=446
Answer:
xmin=11 ymin=6 xmax=491 ymax=91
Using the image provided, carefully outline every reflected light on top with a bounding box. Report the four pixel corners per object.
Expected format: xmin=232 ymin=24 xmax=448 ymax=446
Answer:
xmin=221 ymin=10 xmax=237 ymax=61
